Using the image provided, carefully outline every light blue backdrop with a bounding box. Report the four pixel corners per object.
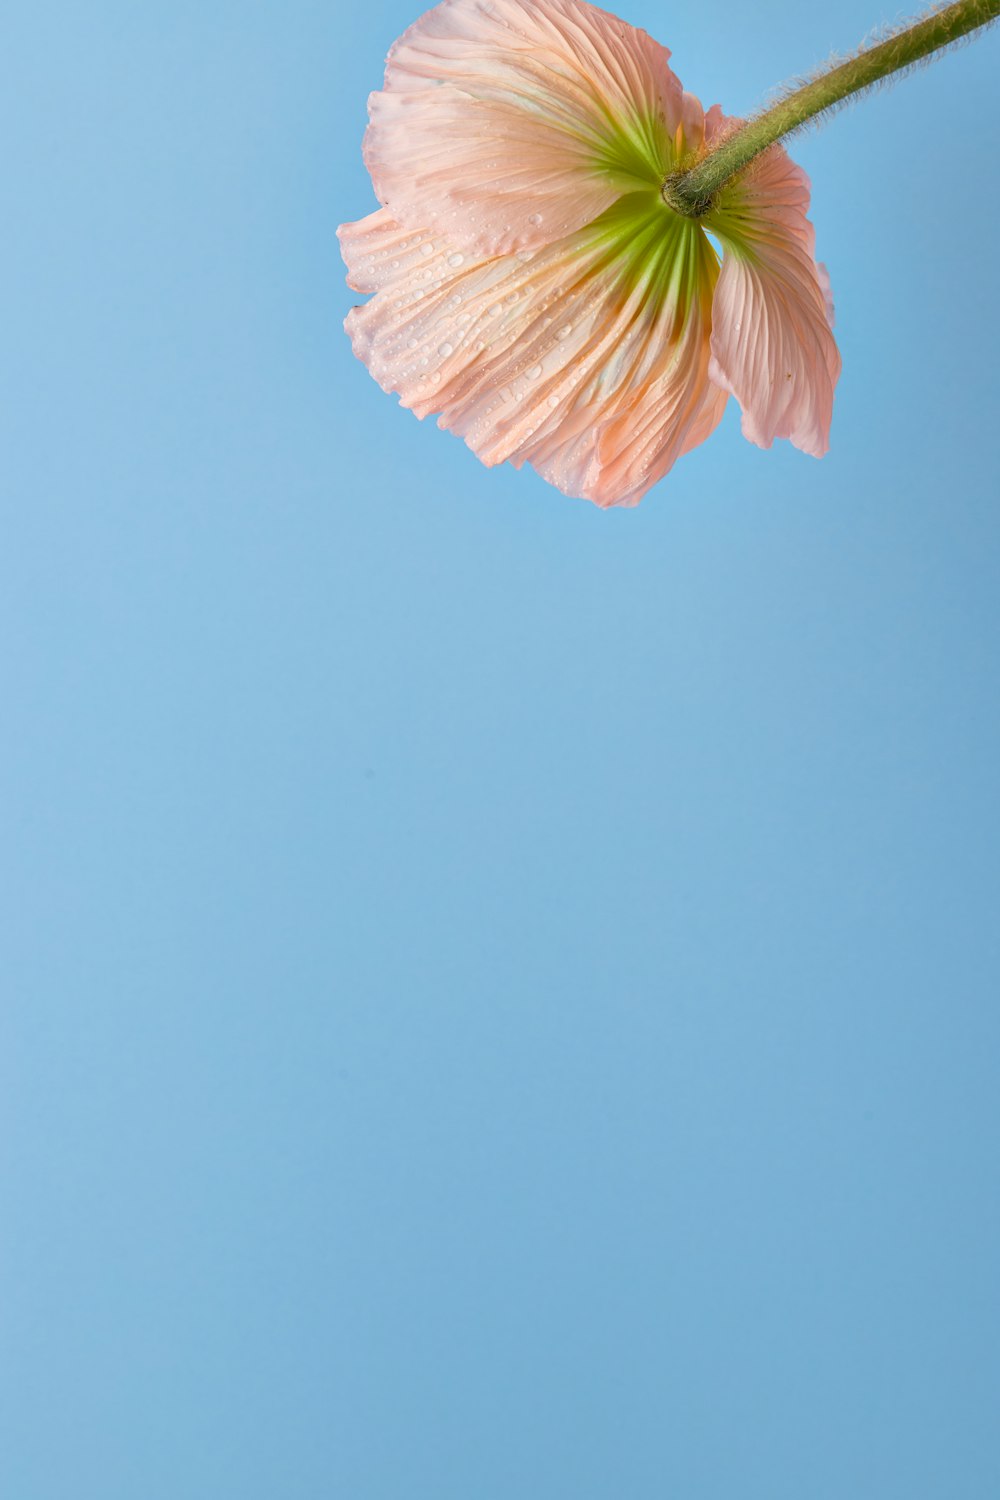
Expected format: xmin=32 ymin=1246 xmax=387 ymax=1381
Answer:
xmin=2 ymin=2 xmax=998 ymax=1496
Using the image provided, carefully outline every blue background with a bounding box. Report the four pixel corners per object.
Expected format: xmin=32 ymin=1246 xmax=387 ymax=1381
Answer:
xmin=2 ymin=2 xmax=998 ymax=1495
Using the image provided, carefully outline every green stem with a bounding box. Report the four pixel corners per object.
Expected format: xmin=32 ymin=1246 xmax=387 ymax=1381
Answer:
xmin=664 ymin=0 xmax=999 ymax=215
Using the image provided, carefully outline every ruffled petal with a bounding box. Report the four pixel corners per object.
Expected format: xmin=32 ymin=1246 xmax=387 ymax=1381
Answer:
xmin=338 ymin=199 xmax=722 ymax=507
xmin=363 ymin=0 xmax=699 ymax=260
xmin=704 ymin=134 xmax=841 ymax=458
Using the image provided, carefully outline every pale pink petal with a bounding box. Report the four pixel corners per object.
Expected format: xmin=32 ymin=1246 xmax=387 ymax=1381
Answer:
xmin=338 ymin=206 xmax=722 ymax=507
xmin=363 ymin=0 xmax=695 ymax=259
xmin=525 ymin=330 xmax=725 ymax=506
xmin=705 ymin=135 xmax=841 ymax=457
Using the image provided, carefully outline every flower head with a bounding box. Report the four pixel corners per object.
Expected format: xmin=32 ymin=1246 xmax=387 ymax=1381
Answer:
xmin=339 ymin=0 xmax=840 ymax=507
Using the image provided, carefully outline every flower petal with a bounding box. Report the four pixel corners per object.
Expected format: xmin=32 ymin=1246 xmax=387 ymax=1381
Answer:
xmin=705 ymin=135 xmax=841 ymax=457
xmin=363 ymin=0 xmax=697 ymax=260
xmin=339 ymin=199 xmax=723 ymax=507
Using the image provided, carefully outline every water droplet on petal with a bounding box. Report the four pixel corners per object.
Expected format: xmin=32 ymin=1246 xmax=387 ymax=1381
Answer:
xmin=420 ymin=243 xmax=434 ymax=258
xmin=488 ymin=303 xmax=503 ymax=318
xmin=528 ymin=364 xmax=542 ymax=380
xmin=447 ymin=252 xmax=465 ymax=268
xmin=438 ymin=342 xmax=454 ymax=357
xmin=527 ymin=212 xmax=543 ymax=227
xmin=557 ymin=325 xmax=572 ymax=340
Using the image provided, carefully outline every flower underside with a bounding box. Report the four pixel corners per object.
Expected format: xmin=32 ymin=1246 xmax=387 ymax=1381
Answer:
xmin=340 ymin=0 xmax=840 ymax=507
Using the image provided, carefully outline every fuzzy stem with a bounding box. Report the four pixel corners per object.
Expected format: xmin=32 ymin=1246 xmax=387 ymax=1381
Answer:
xmin=664 ymin=0 xmax=999 ymax=215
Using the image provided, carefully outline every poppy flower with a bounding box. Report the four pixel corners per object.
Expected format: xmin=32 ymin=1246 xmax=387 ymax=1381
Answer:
xmin=339 ymin=0 xmax=840 ymax=507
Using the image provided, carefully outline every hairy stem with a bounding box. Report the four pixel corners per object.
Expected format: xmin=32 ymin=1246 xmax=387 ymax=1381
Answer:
xmin=664 ymin=0 xmax=999 ymax=215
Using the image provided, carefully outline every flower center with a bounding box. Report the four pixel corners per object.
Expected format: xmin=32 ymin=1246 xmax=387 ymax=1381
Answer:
xmin=579 ymin=191 xmax=719 ymax=323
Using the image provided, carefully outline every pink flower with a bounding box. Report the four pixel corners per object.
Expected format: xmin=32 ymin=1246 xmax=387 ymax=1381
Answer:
xmin=339 ymin=0 xmax=841 ymax=508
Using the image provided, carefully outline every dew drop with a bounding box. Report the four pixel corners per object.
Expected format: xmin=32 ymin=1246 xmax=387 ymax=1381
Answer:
xmin=527 ymin=364 xmax=542 ymax=380
xmin=420 ymin=243 xmax=434 ymax=258
xmin=438 ymin=342 xmax=454 ymax=357
xmin=547 ymin=394 xmax=560 ymax=408
xmin=488 ymin=303 xmax=503 ymax=317
xmin=407 ymin=337 xmax=418 ymax=349
xmin=556 ymin=324 xmax=573 ymax=340
xmin=527 ymin=212 xmax=543 ymax=227
xmin=447 ymin=252 xmax=465 ymax=268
